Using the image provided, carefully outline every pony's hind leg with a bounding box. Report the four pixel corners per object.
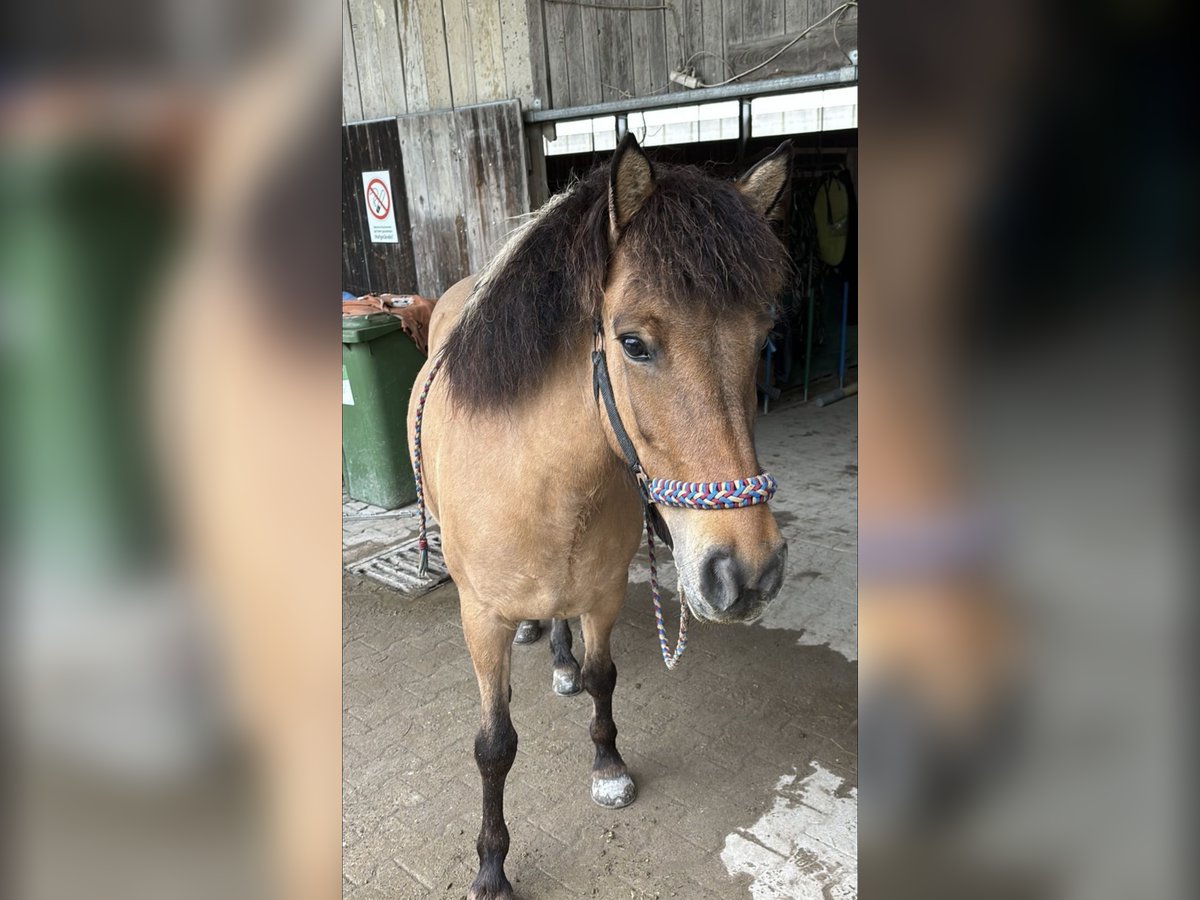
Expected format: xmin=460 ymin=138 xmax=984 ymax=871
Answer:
xmin=550 ymin=618 xmax=582 ymax=696
xmin=581 ymin=607 xmax=637 ymax=808
xmin=462 ymin=610 xmax=519 ymax=900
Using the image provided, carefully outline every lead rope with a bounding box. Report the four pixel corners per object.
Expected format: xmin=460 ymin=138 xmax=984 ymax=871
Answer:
xmin=413 ymin=350 xmax=446 ymax=576
xmin=645 ymin=507 xmax=689 ymax=669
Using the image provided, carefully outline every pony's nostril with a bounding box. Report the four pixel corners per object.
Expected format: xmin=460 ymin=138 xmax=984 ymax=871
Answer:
xmin=699 ymin=549 xmax=742 ymax=612
xmin=755 ymin=543 xmax=788 ymax=597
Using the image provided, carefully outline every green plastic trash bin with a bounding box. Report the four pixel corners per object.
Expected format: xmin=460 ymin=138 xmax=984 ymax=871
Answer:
xmin=342 ymin=314 xmax=425 ymax=509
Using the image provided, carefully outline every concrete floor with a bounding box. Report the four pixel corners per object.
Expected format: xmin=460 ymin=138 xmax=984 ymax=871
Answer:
xmin=343 ymin=391 xmax=858 ymax=899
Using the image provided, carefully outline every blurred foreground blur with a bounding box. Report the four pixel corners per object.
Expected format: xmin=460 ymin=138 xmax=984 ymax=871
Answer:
xmin=2 ymin=2 xmax=1195 ymax=900
xmin=860 ymin=2 xmax=1193 ymax=898
xmin=3 ymin=3 xmax=340 ymax=900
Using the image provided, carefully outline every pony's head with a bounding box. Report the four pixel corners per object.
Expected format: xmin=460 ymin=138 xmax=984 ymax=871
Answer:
xmin=441 ymin=133 xmax=793 ymax=623
xmin=599 ymin=135 xmax=791 ymax=623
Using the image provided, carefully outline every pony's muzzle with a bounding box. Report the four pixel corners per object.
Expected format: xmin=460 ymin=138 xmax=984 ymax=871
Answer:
xmin=696 ymin=541 xmax=788 ymax=622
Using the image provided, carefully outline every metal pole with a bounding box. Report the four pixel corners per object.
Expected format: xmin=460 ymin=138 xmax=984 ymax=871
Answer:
xmin=802 ymin=263 xmax=815 ymax=402
xmin=837 ymin=279 xmax=849 ymax=388
xmin=523 ymin=67 xmax=858 ymax=124
xmin=738 ymin=98 xmax=752 ymax=160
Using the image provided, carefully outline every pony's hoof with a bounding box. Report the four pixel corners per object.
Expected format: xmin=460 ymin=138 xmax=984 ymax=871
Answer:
xmin=591 ymin=773 xmax=637 ymax=808
xmin=513 ymin=620 xmax=542 ymax=644
xmin=552 ymin=666 xmax=582 ymax=695
xmin=467 ymin=888 xmax=513 ymax=900
xmin=467 ymin=875 xmax=514 ymax=900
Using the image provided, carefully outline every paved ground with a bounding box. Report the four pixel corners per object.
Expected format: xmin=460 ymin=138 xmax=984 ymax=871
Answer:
xmin=343 ymin=390 xmax=858 ymax=899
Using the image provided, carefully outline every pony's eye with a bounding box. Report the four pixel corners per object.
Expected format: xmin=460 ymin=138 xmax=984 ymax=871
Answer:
xmin=619 ymin=335 xmax=651 ymax=361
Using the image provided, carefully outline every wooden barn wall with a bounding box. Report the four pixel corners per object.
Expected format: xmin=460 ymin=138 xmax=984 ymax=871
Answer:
xmin=543 ymin=0 xmax=857 ymax=107
xmin=342 ymin=101 xmax=530 ymax=296
xmin=342 ymin=121 xmax=418 ymax=296
xmin=343 ymin=1 xmax=857 ymax=122
xmin=396 ymin=101 xmax=531 ymax=297
xmin=344 ymin=0 xmax=541 ymax=121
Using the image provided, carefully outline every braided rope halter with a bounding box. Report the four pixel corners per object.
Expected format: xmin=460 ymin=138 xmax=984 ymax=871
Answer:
xmin=412 ymin=350 xmax=446 ymax=576
xmin=410 ymin=325 xmax=777 ymax=670
xmin=639 ymin=472 xmax=778 ymax=668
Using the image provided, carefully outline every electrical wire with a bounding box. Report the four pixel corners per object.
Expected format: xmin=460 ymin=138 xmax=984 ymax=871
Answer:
xmin=832 ymin=2 xmax=856 ymax=65
xmin=696 ymin=2 xmax=858 ymax=89
xmin=544 ymin=0 xmax=672 ymax=11
xmin=545 ymin=0 xmax=692 ymax=91
xmin=680 ymin=49 xmax=736 ymax=80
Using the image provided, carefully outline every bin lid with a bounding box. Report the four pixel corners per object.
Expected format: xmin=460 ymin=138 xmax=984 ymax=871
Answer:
xmin=342 ymin=313 xmax=405 ymax=343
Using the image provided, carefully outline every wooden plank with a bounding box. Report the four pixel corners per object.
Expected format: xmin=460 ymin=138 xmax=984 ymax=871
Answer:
xmin=341 ymin=128 xmax=368 ymax=290
xmin=597 ymin=3 xmax=635 ymax=102
xmin=473 ymin=105 xmax=507 ymax=263
xmin=415 ymin=0 xmax=453 ymax=109
xmin=764 ymin=0 xmax=785 ymax=37
xmin=482 ymin=107 xmax=515 ymax=261
xmin=441 ymin=0 xmax=477 ymax=106
xmin=345 ymin=125 xmax=378 ymax=291
xmin=500 ymin=0 xmax=535 ymax=104
xmin=522 ymin=0 xmax=551 ymax=109
xmin=392 ymin=117 xmax=420 ymax=287
xmin=342 ymin=121 xmax=418 ymax=294
xmin=727 ymin=15 xmax=855 ymax=79
xmin=631 ymin=3 xmax=668 ymax=98
xmin=698 ymin=0 xmax=726 ymax=85
xmin=461 ymin=101 xmax=531 ymax=268
xmin=497 ymin=100 xmax=533 ymax=224
xmin=348 ymin=0 xmax=407 ymax=117
xmin=557 ymin=2 xmax=582 ymax=107
xmin=724 ymin=0 xmax=743 ymax=57
xmin=544 ymin=1 xmax=572 ymax=108
xmin=489 ymin=101 xmax=531 ymax=256
xmin=455 ymin=106 xmax=493 ymax=269
xmin=469 ymin=1 xmax=507 ymax=102
xmin=744 ymin=0 xmax=765 ymax=42
xmin=395 ymin=114 xmax=440 ymax=295
xmin=526 ymin=126 xmax=550 ymax=208
xmin=425 ymin=110 xmax=473 ymax=294
xmin=396 ymin=0 xmax=428 ymax=112
xmin=376 ymin=122 xmax=417 ymax=291
xmin=578 ymin=4 xmax=602 ymax=105
xmin=342 ymin=0 xmax=364 ymax=122
xmin=784 ymin=0 xmax=806 ymax=34
xmin=664 ymin=1 xmax=693 ymax=94
xmin=631 ymin=3 xmax=652 ymax=98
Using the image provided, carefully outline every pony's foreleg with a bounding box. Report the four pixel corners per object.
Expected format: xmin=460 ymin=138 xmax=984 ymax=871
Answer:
xmin=581 ymin=606 xmax=637 ymax=808
xmin=549 ymin=618 xmax=582 ymax=696
xmin=463 ymin=610 xmax=518 ymax=900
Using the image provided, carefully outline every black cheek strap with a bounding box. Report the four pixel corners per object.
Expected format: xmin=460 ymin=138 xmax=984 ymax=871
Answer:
xmin=592 ymin=321 xmax=673 ymax=548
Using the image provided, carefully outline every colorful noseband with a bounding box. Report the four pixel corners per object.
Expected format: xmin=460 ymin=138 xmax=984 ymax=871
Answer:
xmin=646 ymin=473 xmax=777 ymax=510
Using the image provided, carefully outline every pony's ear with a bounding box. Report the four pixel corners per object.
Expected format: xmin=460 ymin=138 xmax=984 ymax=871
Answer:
xmin=609 ymin=132 xmax=655 ymax=235
xmin=736 ymin=141 xmax=793 ymax=221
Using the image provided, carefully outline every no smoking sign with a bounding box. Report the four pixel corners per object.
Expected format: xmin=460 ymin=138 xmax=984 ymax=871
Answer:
xmin=361 ymin=169 xmax=398 ymax=243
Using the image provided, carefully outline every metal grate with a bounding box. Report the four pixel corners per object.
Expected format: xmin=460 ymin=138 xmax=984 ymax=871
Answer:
xmin=345 ymin=531 xmax=451 ymax=597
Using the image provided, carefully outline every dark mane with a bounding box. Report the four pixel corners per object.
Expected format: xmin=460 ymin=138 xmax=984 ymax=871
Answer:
xmin=440 ymin=162 xmax=788 ymax=410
